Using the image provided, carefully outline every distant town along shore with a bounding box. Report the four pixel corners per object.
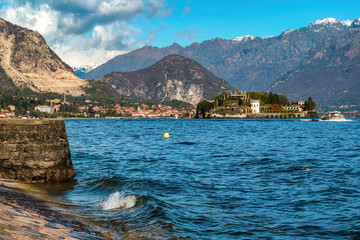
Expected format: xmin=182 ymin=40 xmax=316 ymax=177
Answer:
xmin=0 ymin=93 xmax=196 ymax=119
xmin=0 ymin=91 xmax=318 ymax=119
xmin=196 ymin=91 xmax=318 ymax=119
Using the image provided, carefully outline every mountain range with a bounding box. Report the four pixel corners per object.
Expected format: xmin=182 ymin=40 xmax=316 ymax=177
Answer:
xmin=82 ymin=17 xmax=360 ymax=107
xmin=269 ymin=29 xmax=360 ymax=106
xmin=95 ymin=55 xmax=236 ymax=106
xmin=1 ymin=16 xmax=360 ymax=108
xmin=0 ymin=18 xmax=234 ymax=106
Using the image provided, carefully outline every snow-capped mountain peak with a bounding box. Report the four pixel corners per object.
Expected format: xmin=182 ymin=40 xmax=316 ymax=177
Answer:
xmin=73 ymin=63 xmax=100 ymax=77
xmin=313 ymin=18 xmax=342 ymax=25
xmin=351 ymin=18 xmax=360 ymax=28
xmin=308 ymin=18 xmax=348 ymax=32
xmin=282 ymin=29 xmax=294 ymax=36
xmin=232 ymin=35 xmax=256 ymax=43
xmin=73 ymin=64 xmax=100 ymax=72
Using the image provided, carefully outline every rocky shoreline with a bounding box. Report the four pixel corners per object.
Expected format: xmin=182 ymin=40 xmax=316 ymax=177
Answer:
xmin=0 ymin=184 xmax=116 ymax=239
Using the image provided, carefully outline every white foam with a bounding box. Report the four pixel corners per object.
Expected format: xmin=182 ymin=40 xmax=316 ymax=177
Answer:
xmin=100 ymin=192 xmax=137 ymax=210
xmin=320 ymin=119 xmax=352 ymax=122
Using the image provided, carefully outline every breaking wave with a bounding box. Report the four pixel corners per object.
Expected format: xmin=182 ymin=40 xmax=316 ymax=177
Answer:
xmin=100 ymin=192 xmax=137 ymax=210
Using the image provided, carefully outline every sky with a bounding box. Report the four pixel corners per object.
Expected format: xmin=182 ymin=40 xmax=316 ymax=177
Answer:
xmin=0 ymin=0 xmax=359 ymax=67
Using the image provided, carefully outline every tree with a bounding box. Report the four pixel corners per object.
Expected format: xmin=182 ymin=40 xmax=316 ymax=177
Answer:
xmin=267 ymin=92 xmax=275 ymax=104
xmin=214 ymin=93 xmax=228 ymax=106
xmin=196 ymin=100 xmax=214 ymax=118
xmin=278 ymin=95 xmax=289 ymax=106
xmin=107 ymin=108 xmax=115 ymax=116
xmin=247 ymin=92 xmax=269 ymax=104
xmin=267 ymin=92 xmax=289 ymax=105
xmin=304 ymin=97 xmax=316 ymax=111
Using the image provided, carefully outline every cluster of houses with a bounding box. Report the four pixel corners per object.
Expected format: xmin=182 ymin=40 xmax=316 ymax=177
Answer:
xmin=76 ymin=103 xmax=195 ymax=118
xmin=2 ymin=91 xmax=308 ymax=119
xmin=32 ymin=96 xmax=195 ymax=118
xmin=1 ymin=93 xmax=195 ymax=118
xmin=34 ymin=98 xmax=63 ymax=114
xmin=0 ymin=105 xmax=16 ymax=118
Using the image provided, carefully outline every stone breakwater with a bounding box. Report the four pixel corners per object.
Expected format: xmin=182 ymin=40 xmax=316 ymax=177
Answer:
xmin=0 ymin=119 xmax=74 ymax=183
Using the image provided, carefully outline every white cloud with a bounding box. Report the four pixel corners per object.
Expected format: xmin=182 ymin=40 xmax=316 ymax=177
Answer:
xmin=175 ymin=28 xmax=198 ymax=42
xmin=146 ymin=0 xmax=172 ymax=18
xmin=1 ymin=0 xmax=171 ymax=67
xmin=145 ymin=30 xmax=155 ymax=45
xmin=181 ymin=6 xmax=191 ymax=18
xmin=51 ymin=23 xmax=141 ymax=67
xmin=4 ymin=3 xmax=59 ymax=39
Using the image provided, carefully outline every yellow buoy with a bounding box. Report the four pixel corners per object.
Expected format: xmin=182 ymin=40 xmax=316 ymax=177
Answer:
xmin=164 ymin=133 xmax=170 ymax=139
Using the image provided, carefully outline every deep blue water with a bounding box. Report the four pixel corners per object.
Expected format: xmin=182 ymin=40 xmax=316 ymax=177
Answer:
xmin=28 ymin=119 xmax=360 ymax=239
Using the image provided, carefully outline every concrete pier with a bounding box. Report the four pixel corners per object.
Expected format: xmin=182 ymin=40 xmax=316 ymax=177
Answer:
xmin=0 ymin=119 xmax=75 ymax=183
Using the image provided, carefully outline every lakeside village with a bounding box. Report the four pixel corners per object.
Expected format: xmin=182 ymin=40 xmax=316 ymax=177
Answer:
xmin=0 ymin=93 xmax=195 ymax=119
xmin=0 ymin=90 xmax=319 ymax=119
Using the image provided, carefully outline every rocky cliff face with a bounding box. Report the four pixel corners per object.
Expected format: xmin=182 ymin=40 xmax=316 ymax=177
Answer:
xmin=96 ymin=55 xmax=236 ymax=106
xmin=82 ymin=18 xmax=360 ymax=92
xmin=0 ymin=18 xmax=88 ymax=95
xmin=0 ymin=119 xmax=75 ymax=183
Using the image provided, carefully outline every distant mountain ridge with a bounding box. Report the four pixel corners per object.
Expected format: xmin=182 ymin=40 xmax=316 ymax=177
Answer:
xmin=268 ymin=33 xmax=360 ymax=106
xmin=0 ymin=18 xmax=88 ymax=95
xmin=82 ymin=18 xmax=360 ymax=93
xmin=95 ymin=55 xmax=236 ymax=105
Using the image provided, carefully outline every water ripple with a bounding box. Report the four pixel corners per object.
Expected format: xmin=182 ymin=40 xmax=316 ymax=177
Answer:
xmin=38 ymin=118 xmax=360 ymax=239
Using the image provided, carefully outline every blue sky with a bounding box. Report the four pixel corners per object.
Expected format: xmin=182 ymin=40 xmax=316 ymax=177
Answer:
xmin=148 ymin=0 xmax=360 ymax=46
xmin=0 ymin=0 xmax=359 ymax=67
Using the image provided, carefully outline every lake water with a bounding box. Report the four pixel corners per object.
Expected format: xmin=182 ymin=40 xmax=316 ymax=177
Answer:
xmin=14 ymin=119 xmax=360 ymax=239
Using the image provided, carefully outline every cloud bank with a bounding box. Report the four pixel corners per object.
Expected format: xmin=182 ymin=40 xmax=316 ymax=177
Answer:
xmin=1 ymin=0 xmax=172 ymax=67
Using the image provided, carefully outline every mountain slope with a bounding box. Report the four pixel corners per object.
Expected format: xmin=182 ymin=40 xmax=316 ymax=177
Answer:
xmin=83 ymin=43 xmax=184 ymax=80
xmin=95 ymin=55 xmax=236 ymax=105
xmin=0 ymin=18 xmax=88 ymax=95
xmin=268 ymin=32 xmax=360 ymax=106
xmin=82 ymin=18 xmax=359 ymax=92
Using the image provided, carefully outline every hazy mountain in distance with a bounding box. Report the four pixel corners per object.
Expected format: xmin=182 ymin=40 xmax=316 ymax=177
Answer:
xmin=268 ymin=26 xmax=360 ymax=107
xmin=95 ymin=55 xmax=236 ymax=105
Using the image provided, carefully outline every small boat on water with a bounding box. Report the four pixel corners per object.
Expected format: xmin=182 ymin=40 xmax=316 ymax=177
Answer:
xmin=321 ymin=111 xmax=345 ymax=121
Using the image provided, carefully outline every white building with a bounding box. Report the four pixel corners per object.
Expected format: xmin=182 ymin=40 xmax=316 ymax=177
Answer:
xmin=283 ymin=105 xmax=301 ymax=112
xmin=250 ymin=100 xmax=260 ymax=113
xmin=298 ymin=100 xmax=305 ymax=106
xmin=35 ymin=105 xmax=52 ymax=113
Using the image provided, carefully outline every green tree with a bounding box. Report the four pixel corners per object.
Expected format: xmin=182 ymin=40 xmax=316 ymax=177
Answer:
xmin=107 ymin=108 xmax=115 ymax=116
xmin=304 ymin=97 xmax=316 ymax=111
xmin=214 ymin=93 xmax=228 ymax=106
xmin=267 ymin=92 xmax=289 ymax=105
xmin=196 ymin=100 xmax=214 ymax=118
